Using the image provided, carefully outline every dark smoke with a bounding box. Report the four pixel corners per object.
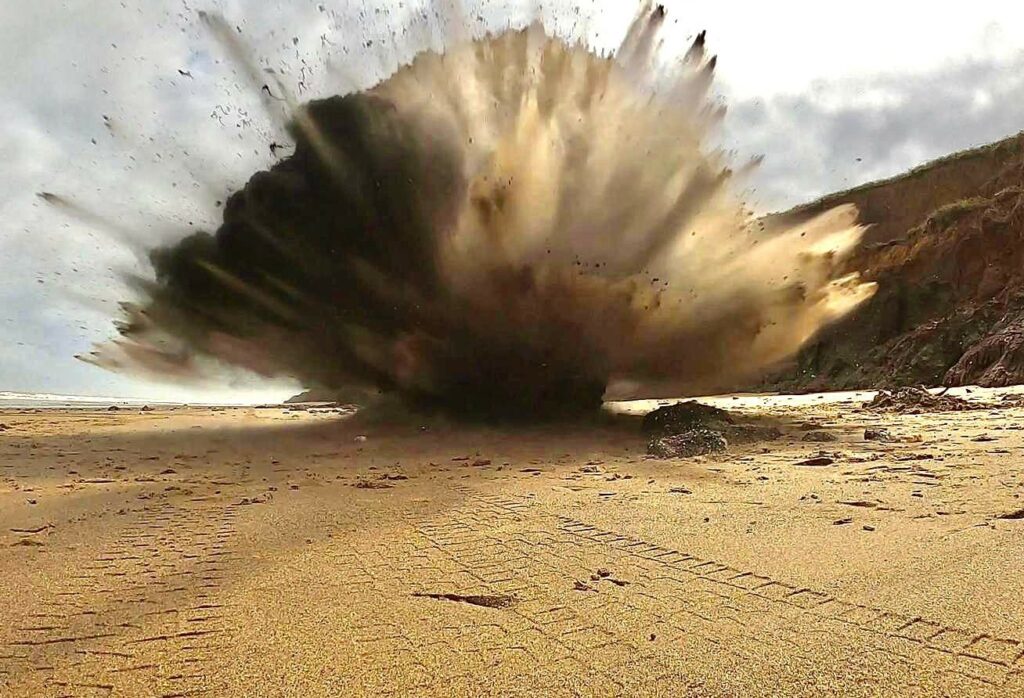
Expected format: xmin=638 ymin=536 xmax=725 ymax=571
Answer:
xmin=113 ymin=92 xmax=615 ymax=417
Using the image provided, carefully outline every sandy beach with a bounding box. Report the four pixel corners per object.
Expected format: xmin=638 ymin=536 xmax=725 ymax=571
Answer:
xmin=2 ymin=391 xmax=1024 ymax=696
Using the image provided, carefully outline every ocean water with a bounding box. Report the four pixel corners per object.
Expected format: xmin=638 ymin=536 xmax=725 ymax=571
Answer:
xmin=0 ymin=392 xmax=175 ymax=409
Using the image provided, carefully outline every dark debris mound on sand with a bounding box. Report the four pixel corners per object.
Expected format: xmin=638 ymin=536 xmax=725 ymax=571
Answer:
xmin=644 ymin=401 xmax=782 ymax=458
xmin=864 ymin=387 xmax=976 ymax=413
xmin=642 ymin=402 xmax=734 ymax=438
xmin=648 ymin=428 xmax=728 ymax=458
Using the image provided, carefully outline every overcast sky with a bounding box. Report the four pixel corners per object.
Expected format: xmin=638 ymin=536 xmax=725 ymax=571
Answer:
xmin=1 ymin=0 xmax=1022 ymax=401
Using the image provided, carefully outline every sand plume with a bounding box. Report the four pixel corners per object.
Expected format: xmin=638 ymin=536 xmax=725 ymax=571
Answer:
xmin=78 ymin=3 xmax=875 ymax=417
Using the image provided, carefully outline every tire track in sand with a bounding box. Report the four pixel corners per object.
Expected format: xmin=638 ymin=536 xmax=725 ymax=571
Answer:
xmin=0 ymin=501 xmax=242 ymax=697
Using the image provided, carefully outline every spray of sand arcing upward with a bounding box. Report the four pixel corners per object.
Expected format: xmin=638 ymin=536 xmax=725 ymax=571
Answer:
xmin=81 ymin=3 xmax=876 ymax=417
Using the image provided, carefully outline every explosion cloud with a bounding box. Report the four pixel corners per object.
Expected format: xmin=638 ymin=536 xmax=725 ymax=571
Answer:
xmin=81 ymin=2 xmax=876 ymax=418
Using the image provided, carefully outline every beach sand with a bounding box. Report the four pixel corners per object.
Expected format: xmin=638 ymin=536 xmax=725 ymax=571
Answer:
xmin=2 ymin=391 xmax=1024 ymax=696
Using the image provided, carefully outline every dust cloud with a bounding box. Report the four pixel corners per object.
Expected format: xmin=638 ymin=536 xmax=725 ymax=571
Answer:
xmin=77 ymin=2 xmax=875 ymax=418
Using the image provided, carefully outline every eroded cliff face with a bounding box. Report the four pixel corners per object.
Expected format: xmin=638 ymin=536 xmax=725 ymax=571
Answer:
xmin=763 ymin=133 xmax=1024 ymax=391
xmin=765 ymin=134 xmax=1024 ymax=246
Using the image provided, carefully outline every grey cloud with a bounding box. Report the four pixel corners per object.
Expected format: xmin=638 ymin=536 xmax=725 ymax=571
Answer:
xmin=723 ymin=53 xmax=1024 ymax=211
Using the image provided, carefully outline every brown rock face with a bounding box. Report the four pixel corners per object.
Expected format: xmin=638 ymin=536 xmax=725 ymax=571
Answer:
xmin=946 ymin=317 xmax=1024 ymax=386
xmin=760 ymin=133 xmax=1024 ymax=392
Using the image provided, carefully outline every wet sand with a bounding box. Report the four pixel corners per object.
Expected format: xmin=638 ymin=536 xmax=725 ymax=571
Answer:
xmin=2 ymin=391 xmax=1024 ymax=696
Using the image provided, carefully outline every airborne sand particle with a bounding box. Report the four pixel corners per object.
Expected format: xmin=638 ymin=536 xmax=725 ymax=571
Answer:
xmin=61 ymin=2 xmax=874 ymax=418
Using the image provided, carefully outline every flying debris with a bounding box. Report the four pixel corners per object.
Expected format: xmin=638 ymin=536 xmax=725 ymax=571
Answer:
xmin=78 ymin=1 xmax=875 ymax=419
